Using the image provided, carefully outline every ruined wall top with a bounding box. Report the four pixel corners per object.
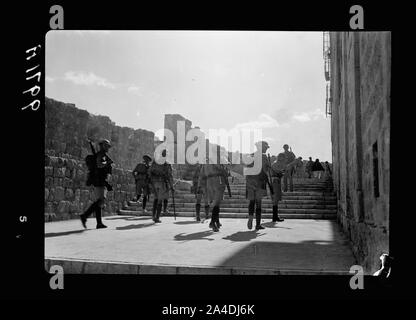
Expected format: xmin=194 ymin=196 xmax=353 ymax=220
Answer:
xmin=45 ymin=97 xmax=155 ymax=170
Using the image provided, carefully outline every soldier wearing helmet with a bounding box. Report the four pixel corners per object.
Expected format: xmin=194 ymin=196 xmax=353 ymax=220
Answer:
xmin=278 ymin=144 xmax=296 ymax=192
xmin=80 ymin=138 xmax=114 ymax=229
xmin=245 ymin=140 xmax=271 ymax=230
xmin=149 ymin=149 xmax=174 ymax=223
xmin=132 ymin=154 xmax=152 ymax=213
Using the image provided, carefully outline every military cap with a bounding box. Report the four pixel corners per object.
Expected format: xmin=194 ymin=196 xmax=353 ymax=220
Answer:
xmin=143 ymin=154 xmax=152 ymax=161
xmin=99 ymin=139 xmax=112 ymax=147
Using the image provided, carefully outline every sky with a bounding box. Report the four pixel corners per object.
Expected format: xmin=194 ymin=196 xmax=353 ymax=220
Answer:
xmin=45 ymin=30 xmax=332 ymax=161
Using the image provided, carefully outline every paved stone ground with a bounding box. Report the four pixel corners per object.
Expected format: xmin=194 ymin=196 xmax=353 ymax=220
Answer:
xmin=45 ymin=215 xmax=356 ymax=274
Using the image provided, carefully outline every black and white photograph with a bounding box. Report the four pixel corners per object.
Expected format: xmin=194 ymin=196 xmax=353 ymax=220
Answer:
xmin=43 ymin=30 xmax=390 ymax=277
xmin=6 ymin=2 xmax=407 ymax=304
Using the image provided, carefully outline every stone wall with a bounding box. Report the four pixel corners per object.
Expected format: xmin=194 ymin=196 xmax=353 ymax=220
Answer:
xmin=329 ymin=32 xmax=390 ymax=273
xmin=45 ymin=97 xmax=154 ymax=221
xmin=44 ymin=155 xmax=136 ymax=221
xmin=45 ymin=97 xmax=155 ymax=170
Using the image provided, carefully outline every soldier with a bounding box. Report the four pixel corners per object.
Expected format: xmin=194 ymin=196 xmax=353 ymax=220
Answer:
xmin=305 ymin=157 xmax=314 ymax=179
xmin=132 ymin=155 xmax=152 ymax=213
xmin=192 ymin=161 xmax=210 ymax=222
xmin=199 ymin=151 xmax=229 ymax=232
xmin=149 ymin=149 xmax=174 ymax=223
xmin=80 ymin=139 xmax=113 ymax=229
xmin=270 ymin=153 xmax=285 ymax=223
xmin=162 ymin=155 xmax=173 ymax=215
xmin=245 ymin=141 xmax=271 ymax=230
xmin=278 ymin=144 xmax=296 ymax=192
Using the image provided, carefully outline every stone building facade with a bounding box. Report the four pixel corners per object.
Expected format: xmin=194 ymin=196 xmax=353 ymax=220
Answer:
xmin=327 ymin=32 xmax=390 ymax=273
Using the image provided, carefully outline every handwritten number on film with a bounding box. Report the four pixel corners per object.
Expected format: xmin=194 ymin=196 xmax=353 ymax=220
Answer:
xmin=22 ymin=45 xmax=42 ymax=111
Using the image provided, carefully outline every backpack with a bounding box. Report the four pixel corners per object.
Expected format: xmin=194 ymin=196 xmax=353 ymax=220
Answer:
xmin=135 ymin=163 xmax=148 ymax=174
xmin=151 ymin=163 xmax=169 ymax=178
xmin=85 ymin=154 xmax=97 ymax=186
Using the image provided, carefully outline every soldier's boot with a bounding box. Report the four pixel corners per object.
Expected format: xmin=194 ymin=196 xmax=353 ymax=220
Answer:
xmin=204 ymin=205 xmax=210 ymax=221
xmin=273 ymin=204 xmax=284 ymax=222
xmin=95 ymin=206 xmax=107 ymax=229
xmin=152 ymin=199 xmax=158 ymax=221
xmin=137 ymin=195 xmax=142 ymax=203
xmin=214 ymin=206 xmax=221 ymax=229
xmin=255 ymin=207 xmax=265 ymax=230
xmin=142 ymin=197 xmax=148 ymax=212
xmin=195 ymin=203 xmax=201 ymax=222
xmin=209 ymin=207 xmax=219 ymax=232
xmin=163 ymin=199 xmax=169 ymax=214
xmin=80 ymin=201 xmax=98 ymax=228
xmin=155 ymin=203 xmax=162 ymax=223
xmin=247 ymin=200 xmax=255 ymax=230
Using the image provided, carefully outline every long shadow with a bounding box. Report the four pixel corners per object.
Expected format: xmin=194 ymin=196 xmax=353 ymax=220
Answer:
xmin=105 ymin=216 xmax=152 ymax=221
xmin=262 ymin=222 xmax=292 ymax=229
xmin=222 ymin=231 xmax=266 ymax=242
xmin=45 ymin=229 xmax=86 ymax=238
xmin=116 ymin=222 xmax=155 ymax=230
xmin=174 ymin=230 xmax=215 ymax=241
xmin=174 ymin=220 xmax=201 ymax=225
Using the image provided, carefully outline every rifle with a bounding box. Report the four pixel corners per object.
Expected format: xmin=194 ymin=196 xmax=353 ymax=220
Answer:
xmin=164 ymin=165 xmax=176 ymax=220
xmin=167 ymin=179 xmax=177 ymax=220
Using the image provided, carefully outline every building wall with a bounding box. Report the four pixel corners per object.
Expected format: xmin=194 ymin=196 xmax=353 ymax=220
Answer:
xmin=329 ymin=32 xmax=390 ymax=273
xmin=45 ymin=97 xmax=155 ymax=171
xmin=45 ymin=97 xmax=155 ymax=220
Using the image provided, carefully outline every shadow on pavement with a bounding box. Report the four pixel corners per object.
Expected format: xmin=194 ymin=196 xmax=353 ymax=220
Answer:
xmin=45 ymin=229 xmax=86 ymax=238
xmin=217 ymin=239 xmax=355 ymax=272
xmin=116 ymin=222 xmax=155 ymax=230
xmin=105 ymin=216 xmax=152 ymax=221
xmin=262 ymin=222 xmax=292 ymax=229
xmin=174 ymin=220 xmax=201 ymax=225
xmin=222 ymin=230 xmax=266 ymax=242
xmin=174 ymin=230 xmax=215 ymax=241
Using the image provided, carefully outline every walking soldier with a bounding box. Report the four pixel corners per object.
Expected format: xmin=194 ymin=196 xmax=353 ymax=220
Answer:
xmin=245 ymin=141 xmax=272 ymax=230
xmin=270 ymin=153 xmax=285 ymax=223
xmin=278 ymin=144 xmax=296 ymax=192
xmin=199 ymin=152 xmax=230 ymax=232
xmin=192 ymin=162 xmax=209 ymax=222
xmin=149 ymin=149 xmax=174 ymax=223
xmin=80 ymin=139 xmax=113 ymax=229
xmin=132 ymin=155 xmax=152 ymax=213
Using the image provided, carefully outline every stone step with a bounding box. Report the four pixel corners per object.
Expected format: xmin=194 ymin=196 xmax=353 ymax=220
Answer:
xmin=175 ymin=191 xmax=336 ymax=197
xmin=173 ymin=195 xmax=337 ymax=201
xmin=118 ymin=210 xmax=336 ymax=220
xmin=122 ymin=207 xmax=337 ymax=215
xmin=127 ymin=202 xmax=336 ymax=210
xmin=128 ymin=196 xmax=337 ymax=206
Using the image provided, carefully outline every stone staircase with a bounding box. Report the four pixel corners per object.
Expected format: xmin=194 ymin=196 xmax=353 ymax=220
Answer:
xmin=119 ymin=177 xmax=337 ymax=220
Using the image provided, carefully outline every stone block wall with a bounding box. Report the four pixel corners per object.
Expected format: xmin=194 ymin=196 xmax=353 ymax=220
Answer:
xmin=45 ymin=97 xmax=154 ymax=221
xmin=45 ymin=97 xmax=155 ymax=171
xmin=329 ymin=32 xmax=390 ymax=273
xmin=44 ymin=155 xmax=136 ymax=221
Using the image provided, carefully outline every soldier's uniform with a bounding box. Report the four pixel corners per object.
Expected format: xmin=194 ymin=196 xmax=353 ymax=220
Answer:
xmin=192 ymin=164 xmax=209 ymax=222
xmin=80 ymin=139 xmax=113 ymax=229
xmin=245 ymin=149 xmax=270 ymax=230
xmin=132 ymin=155 xmax=151 ymax=212
xmin=270 ymin=153 xmax=285 ymax=222
xmin=149 ymin=158 xmax=173 ymax=223
xmin=279 ymin=147 xmax=296 ymax=192
xmin=305 ymin=159 xmax=314 ymax=178
xmin=199 ymin=162 xmax=228 ymax=232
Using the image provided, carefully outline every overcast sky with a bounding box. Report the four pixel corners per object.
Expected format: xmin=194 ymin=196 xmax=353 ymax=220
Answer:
xmin=46 ymin=30 xmax=332 ymax=161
